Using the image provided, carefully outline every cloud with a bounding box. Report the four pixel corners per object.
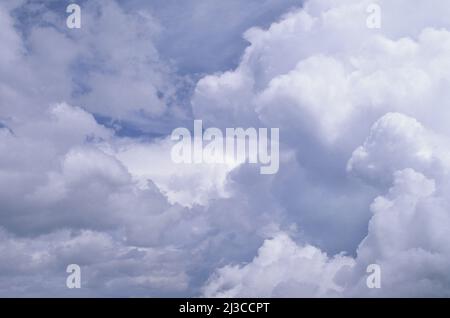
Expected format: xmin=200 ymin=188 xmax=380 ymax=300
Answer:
xmin=126 ymin=0 xmax=303 ymax=74
xmin=203 ymin=232 xmax=354 ymax=297
xmin=350 ymin=168 xmax=450 ymax=297
xmin=0 ymin=228 xmax=190 ymax=297
xmin=0 ymin=99 xmax=282 ymax=296
xmin=2 ymin=0 xmax=450 ymax=297
xmin=192 ymin=0 xmax=450 ymax=147
xmin=1 ymin=1 xmax=184 ymax=133
xmin=196 ymin=0 xmax=450 ymax=297
xmin=205 ymin=166 xmax=450 ymax=297
xmin=347 ymin=112 xmax=450 ymax=187
xmin=110 ymin=138 xmax=239 ymax=207
xmin=0 ymin=100 xmax=201 ymax=296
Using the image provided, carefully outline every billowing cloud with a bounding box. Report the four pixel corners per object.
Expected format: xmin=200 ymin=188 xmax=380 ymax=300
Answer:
xmin=347 ymin=113 xmax=450 ymax=186
xmin=196 ymin=0 xmax=450 ymax=297
xmin=111 ymin=138 xmax=240 ymax=207
xmin=203 ymin=233 xmax=354 ymax=297
xmin=2 ymin=0 xmax=450 ymax=297
xmin=205 ymin=166 xmax=450 ymax=297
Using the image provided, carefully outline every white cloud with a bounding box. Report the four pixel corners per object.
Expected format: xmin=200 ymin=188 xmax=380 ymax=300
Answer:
xmin=347 ymin=112 xmax=450 ymax=186
xmin=197 ymin=0 xmax=450 ymax=297
xmin=0 ymin=1 xmax=183 ymax=128
xmin=2 ymin=0 xmax=450 ymax=297
xmin=192 ymin=0 xmax=450 ymax=149
xmin=349 ymin=168 xmax=450 ymax=297
xmin=205 ymin=166 xmax=450 ymax=297
xmin=111 ymin=139 xmax=239 ymax=208
xmin=203 ymin=233 xmax=354 ymax=297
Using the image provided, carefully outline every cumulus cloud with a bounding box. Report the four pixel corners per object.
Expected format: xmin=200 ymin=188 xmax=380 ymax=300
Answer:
xmin=0 ymin=0 xmax=184 ymax=134
xmin=197 ymin=0 xmax=450 ymax=297
xmin=192 ymin=0 xmax=450 ymax=148
xmin=110 ymin=138 xmax=240 ymax=207
xmin=0 ymin=86 xmax=280 ymax=296
xmin=0 ymin=100 xmax=209 ymax=296
xmin=350 ymin=168 xmax=450 ymax=297
xmin=2 ymin=0 xmax=450 ymax=297
xmin=203 ymin=233 xmax=354 ymax=297
xmin=205 ymin=167 xmax=450 ymax=297
xmin=347 ymin=113 xmax=450 ymax=186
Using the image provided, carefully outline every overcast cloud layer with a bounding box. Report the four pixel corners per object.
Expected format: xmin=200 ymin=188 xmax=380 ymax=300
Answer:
xmin=1 ymin=0 xmax=450 ymax=297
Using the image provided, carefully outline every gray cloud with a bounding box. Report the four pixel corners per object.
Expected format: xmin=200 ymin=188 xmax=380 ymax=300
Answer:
xmin=1 ymin=0 xmax=450 ymax=297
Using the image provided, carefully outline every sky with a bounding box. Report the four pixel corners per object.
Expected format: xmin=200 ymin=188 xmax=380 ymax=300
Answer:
xmin=1 ymin=0 xmax=450 ymax=297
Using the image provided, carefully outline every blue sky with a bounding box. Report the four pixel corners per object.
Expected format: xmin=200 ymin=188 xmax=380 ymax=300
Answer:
xmin=1 ymin=0 xmax=450 ymax=297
